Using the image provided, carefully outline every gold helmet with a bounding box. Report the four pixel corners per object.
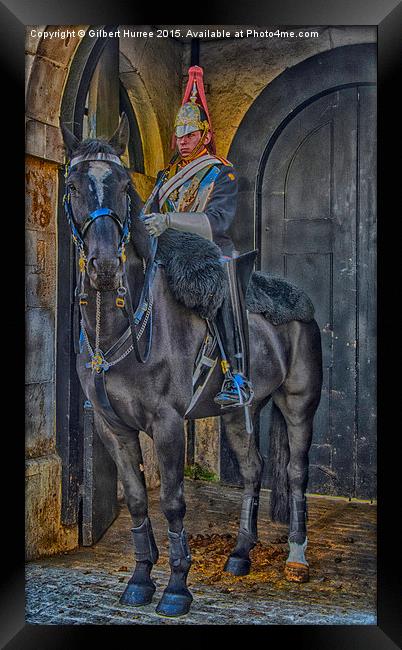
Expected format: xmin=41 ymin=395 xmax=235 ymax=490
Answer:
xmin=174 ymin=100 xmax=209 ymax=138
xmin=172 ymin=66 xmax=216 ymax=154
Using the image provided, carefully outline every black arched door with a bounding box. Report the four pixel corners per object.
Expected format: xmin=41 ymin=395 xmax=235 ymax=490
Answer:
xmin=259 ymin=84 xmax=376 ymax=498
xmin=222 ymin=44 xmax=376 ymax=500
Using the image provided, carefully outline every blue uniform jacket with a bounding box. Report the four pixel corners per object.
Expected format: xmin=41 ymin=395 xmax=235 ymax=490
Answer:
xmin=151 ymin=163 xmax=238 ymax=256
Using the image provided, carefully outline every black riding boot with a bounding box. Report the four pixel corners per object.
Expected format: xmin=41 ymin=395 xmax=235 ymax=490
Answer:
xmin=156 ymin=528 xmax=193 ymax=617
xmin=119 ymin=516 xmax=159 ymax=606
xmin=214 ymin=251 xmax=257 ymax=408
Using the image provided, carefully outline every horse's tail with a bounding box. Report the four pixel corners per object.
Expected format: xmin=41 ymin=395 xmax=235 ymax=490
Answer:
xmin=268 ymin=402 xmax=290 ymax=524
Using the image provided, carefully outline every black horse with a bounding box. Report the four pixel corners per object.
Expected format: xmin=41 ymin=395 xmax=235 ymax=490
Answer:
xmin=61 ymin=115 xmax=323 ymax=617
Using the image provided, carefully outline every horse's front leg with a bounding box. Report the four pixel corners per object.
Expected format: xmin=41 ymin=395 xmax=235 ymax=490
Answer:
xmin=94 ymin=415 xmax=159 ymax=605
xmin=221 ymin=409 xmax=264 ymax=576
xmin=152 ymin=412 xmax=193 ymax=617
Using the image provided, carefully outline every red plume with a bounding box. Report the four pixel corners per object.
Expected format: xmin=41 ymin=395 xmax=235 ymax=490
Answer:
xmin=182 ymin=65 xmax=211 ymax=126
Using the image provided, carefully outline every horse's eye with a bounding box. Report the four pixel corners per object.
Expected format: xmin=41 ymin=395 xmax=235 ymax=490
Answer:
xmin=68 ymin=182 xmax=77 ymax=192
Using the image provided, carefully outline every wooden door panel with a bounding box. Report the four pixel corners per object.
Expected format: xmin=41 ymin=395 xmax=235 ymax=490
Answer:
xmin=355 ymin=85 xmax=376 ymax=500
xmin=260 ymin=87 xmax=361 ymax=496
xmin=284 ymin=221 xmax=333 ymax=254
xmin=330 ymin=88 xmax=358 ymax=496
xmin=285 ymin=121 xmax=332 ymax=221
xmin=82 ymin=402 xmax=118 ymax=545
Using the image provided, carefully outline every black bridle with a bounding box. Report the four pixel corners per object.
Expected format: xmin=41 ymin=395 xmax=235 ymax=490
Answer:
xmin=63 ymin=151 xmax=156 ymax=365
xmin=63 ymin=152 xmax=132 ymax=257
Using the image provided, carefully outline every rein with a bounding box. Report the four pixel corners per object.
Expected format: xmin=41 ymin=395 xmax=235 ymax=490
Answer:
xmin=63 ymin=151 xmax=157 ymax=368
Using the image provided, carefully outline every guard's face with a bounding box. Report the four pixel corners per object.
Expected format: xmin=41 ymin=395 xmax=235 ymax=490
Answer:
xmin=176 ymin=129 xmax=211 ymax=158
xmin=176 ymin=130 xmax=202 ymax=157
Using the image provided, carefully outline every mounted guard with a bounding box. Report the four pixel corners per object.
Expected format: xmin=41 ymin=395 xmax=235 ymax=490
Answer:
xmin=60 ymin=68 xmax=322 ymax=617
xmin=142 ymin=65 xmax=256 ymax=412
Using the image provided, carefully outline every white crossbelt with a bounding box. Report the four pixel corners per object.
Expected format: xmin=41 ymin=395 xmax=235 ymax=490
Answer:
xmin=158 ymin=154 xmax=222 ymax=208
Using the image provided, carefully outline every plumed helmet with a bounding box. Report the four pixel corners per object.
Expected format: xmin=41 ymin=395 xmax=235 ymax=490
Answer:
xmin=174 ymin=101 xmax=209 ymax=138
xmin=172 ymin=66 xmax=216 ymax=153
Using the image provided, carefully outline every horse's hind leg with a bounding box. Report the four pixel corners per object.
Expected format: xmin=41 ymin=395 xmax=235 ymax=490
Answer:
xmin=269 ymin=320 xmax=322 ymax=582
xmin=94 ymin=415 xmax=159 ymax=606
xmin=272 ymin=390 xmax=317 ymax=583
xmin=221 ymin=409 xmax=264 ymax=576
xmin=152 ymin=412 xmax=193 ymax=617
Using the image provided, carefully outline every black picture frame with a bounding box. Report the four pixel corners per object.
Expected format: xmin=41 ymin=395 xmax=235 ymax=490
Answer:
xmin=10 ymin=0 xmax=401 ymax=646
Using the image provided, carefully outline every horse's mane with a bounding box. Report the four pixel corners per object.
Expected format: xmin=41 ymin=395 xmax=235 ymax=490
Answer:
xmin=128 ymin=183 xmax=151 ymax=261
xmin=73 ymin=138 xmax=117 ymax=158
xmin=73 ymin=138 xmax=151 ymax=260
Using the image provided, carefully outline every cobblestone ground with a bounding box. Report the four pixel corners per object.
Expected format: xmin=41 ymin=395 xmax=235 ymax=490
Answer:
xmin=26 ymin=480 xmax=377 ymax=625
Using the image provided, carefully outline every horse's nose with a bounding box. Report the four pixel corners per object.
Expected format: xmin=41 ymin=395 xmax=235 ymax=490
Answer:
xmin=87 ymin=255 xmax=123 ymax=290
xmin=90 ymin=256 xmax=121 ymax=275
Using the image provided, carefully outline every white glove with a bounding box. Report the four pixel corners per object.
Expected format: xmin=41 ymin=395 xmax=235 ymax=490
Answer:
xmin=143 ymin=213 xmax=169 ymax=237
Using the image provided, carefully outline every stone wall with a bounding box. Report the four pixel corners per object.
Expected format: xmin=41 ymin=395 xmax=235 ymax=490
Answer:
xmin=25 ymin=153 xmax=78 ymax=560
xmin=26 ymin=27 xmax=88 ymax=560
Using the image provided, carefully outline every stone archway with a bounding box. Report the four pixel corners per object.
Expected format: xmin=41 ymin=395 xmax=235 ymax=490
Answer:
xmin=119 ymin=53 xmax=165 ymax=180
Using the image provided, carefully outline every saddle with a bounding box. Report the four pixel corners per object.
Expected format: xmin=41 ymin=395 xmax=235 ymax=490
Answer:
xmin=155 ymin=230 xmax=315 ymax=419
xmin=156 ymin=230 xmax=315 ymax=323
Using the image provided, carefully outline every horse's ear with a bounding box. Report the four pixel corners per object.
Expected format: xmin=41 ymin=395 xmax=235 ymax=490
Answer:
xmin=60 ymin=123 xmax=80 ymax=157
xmin=109 ymin=113 xmax=130 ymax=156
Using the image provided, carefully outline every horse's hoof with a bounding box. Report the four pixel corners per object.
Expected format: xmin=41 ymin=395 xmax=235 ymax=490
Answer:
xmin=119 ymin=581 xmax=156 ymax=606
xmin=155 ymin=590 xmax=193 ymax=617
xmin=284 ymin=561 xmax=309 ymax=583
xmin=223 ymin=555 xmax=251 ymax=576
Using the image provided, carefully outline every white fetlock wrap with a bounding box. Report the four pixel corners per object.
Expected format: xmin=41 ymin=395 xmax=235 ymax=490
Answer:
xmin=287 ymin=536 xmax=308 ymax=565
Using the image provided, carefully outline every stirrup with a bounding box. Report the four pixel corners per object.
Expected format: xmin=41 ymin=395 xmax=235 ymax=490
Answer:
xmin=214 ymin=373 xmax=254 ymax=408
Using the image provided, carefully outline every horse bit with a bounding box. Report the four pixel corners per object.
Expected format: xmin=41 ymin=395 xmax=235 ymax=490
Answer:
xmin=63 ymin=152 xmax=155 ymax=370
